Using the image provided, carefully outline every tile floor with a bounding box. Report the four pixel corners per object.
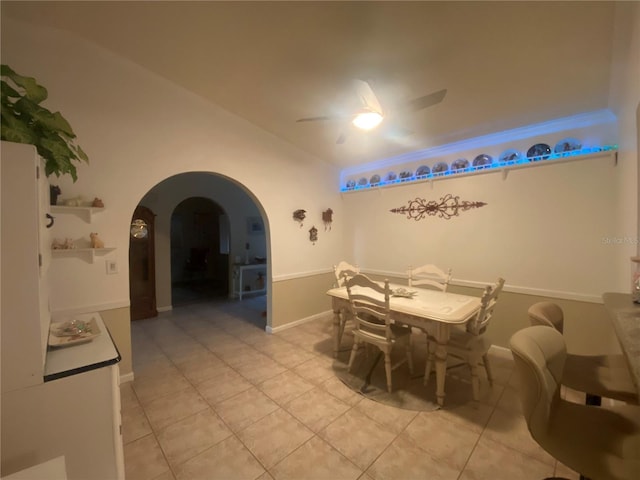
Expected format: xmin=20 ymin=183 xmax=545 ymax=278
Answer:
xmin=121 ymin=297 xmax=580 ymax=480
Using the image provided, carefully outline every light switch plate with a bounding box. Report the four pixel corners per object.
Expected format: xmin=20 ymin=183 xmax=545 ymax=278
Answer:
xmin=106 ymin=259 xmax=118 ymax=274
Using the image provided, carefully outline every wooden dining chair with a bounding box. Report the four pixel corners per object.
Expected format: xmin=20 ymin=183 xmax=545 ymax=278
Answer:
xmin=346 ymin=273 xmax=414 ymax=393
xmin=333 ymin=261 xmax=359 ymax=287
xmin=510 ymin=326 xmax=640 ymax=480
xmin=528 ymin=302 xmax=638 ymax=405
xmin=407 ymin=264 xmax=452 ymax=291
xmin=424 ymin=277 xmax=505 ymax=400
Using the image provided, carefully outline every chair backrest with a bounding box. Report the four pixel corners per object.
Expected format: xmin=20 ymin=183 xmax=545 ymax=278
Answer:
xmin=407 ymin=264 xmax=452 ymax=291
xmin=467 ymin=277 xmax=505 ymax=335
xmin=527 ymin=301 xmax=565 ymax=334
xmin=345 ymin=273 xmax=392 ymax=341
xmin=509 ymin=326 xmax=566 ymax=445
xmin=334 ymin=261 xmax=360 ymax=287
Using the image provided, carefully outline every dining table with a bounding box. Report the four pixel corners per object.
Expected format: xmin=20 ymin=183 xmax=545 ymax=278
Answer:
xmin=602 ymin=292 xmax=640 ymax=401
xmin=326 ymin=283 xmax=482 ymax=407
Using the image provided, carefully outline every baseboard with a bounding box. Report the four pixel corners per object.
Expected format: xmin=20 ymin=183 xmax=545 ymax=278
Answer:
xmin=157 ymin=305 xmax=173 ymax=313
xmin=267 ymin=310 xmax=332 ymax=333
xmin=120 ymin=372 xmax=134 ymax=384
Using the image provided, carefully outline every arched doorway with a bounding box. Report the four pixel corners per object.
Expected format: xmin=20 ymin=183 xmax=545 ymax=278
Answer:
xmin=134 ymin=171 xmax=270 ymax=327
xmin=171 ymin=197 xmax=229 ymax=306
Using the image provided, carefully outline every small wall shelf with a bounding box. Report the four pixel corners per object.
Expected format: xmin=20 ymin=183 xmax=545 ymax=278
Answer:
xmin=51 ymin=205 xmax=105 ymax=223
xmin=51 ymin=248 xmax=116 ymax=264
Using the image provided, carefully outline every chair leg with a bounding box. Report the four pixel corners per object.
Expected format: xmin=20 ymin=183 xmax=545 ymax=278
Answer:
xmin=482 ymin=353 xmax=494 ymax=386
xmin=384 ymin=351 xmax=393 ymax=393
xmin=347 ymin=340 xmax=360 ymax=372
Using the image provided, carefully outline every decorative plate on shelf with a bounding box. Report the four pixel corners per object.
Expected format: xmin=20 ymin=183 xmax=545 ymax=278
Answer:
xmin=370 ymin=174 xmax=381 ymax=185
xmin=472 ymin=154 xmax=493 ymax=167
xmin=415 ymin=165 xmax=431 ymax=177
xmin=499 ymin=149 xmax=522 ymax=163
xmin=399 ymin=170 xmax=413 ymax=180
xmin=385 ymin=172 xmax=397 ymax=182
xmin=451 ymin=158 xmax=470 ymax=170
xmin=554 ymin=137 xmax=581 ymax=154
xmin=432 ymin=162 xmax=449 ymax=173
xmin=48 ymin=317 xmax=101 ymax=348
xmin=346 ymin=179 xmax=356 ymax=189
xmin=357 ymin=177 xmax=369 ymax=186
xmin=526 ymin=143 xmax=552 ymax=161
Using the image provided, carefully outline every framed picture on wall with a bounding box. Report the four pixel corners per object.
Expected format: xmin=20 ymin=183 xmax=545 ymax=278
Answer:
xmin=247 ymin=216 xmax=264 ymax=235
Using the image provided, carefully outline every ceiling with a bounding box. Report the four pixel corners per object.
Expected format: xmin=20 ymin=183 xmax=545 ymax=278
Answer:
xmin=2 ymin=1 xmax=616 ymax=170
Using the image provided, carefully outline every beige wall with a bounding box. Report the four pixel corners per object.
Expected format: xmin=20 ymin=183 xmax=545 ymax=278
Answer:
xmin=271 ymin=272 xmax=335 ymax=330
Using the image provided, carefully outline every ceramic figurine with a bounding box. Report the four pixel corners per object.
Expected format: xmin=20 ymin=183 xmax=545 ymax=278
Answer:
xmin=90 ymin=232 xmax=104 ymax=249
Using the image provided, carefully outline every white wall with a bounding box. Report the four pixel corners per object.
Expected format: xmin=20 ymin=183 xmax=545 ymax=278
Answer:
xmin=343 ymin=145 xmax=620 ymax=301
xmin=609 ymin=2 xmax=640 ymax=264
xmin=1 ymin=17 xmax=346 ymax=314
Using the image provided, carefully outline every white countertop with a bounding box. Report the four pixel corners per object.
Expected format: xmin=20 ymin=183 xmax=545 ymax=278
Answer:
xmin=44 ymin=312 xmax=120 ymax=381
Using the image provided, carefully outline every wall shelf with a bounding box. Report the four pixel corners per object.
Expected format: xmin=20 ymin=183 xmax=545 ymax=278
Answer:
xmin=341 ymin=147 xmax=617 ymax=193
xmin=51 ymin=205 xmax=105 ymax=223
xmin=51 ymin=248 xmax=116 ymax=264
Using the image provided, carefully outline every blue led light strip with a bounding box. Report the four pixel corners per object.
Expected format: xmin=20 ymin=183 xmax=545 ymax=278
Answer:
xmin=341 ymin=145 xmax=617 ymax=192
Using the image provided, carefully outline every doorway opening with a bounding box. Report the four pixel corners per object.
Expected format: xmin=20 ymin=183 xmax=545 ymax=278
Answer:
xmin=170 ymin=197 xmax=229 ymax=306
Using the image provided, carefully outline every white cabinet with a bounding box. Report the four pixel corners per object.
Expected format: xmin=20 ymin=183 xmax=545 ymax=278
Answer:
xmin=0 ymin=142 xmax=124 ymax=479
xmin=232 ymin=263 xmax=267 ymax=300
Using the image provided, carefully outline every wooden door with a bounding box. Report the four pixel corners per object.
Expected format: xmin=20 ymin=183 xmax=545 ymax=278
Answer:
xmin=129 ymin=205 xmax=157 ymax=320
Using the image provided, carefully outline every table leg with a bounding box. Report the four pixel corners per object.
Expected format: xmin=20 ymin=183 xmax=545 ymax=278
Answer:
xmin=332 ymin=305 xmax=342 ymax=358
xmin=434 ymin=323 xmax=450 ymax=407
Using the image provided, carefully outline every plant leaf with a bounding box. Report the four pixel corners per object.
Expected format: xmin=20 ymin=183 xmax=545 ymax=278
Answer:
xmin=1 ymin=64 xmax=48 ymax=103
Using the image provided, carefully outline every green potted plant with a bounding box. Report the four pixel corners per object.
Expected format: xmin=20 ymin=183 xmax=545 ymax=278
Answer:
xmin=1 ymin=64 xmax=88 ymax=181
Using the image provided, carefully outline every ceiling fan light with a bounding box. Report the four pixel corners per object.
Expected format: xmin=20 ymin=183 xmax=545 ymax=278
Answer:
xmin=352 ymin=111 xmax=383 ymax=130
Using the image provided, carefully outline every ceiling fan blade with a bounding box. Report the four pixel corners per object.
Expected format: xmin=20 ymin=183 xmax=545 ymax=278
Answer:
xmin=336 ymin=132 xmax=347 ymax=144
xmin=296 ymin=115 xmax=348 ymax=123
xmin=353 ymin=79 xmax=383 ymax=114
xmin=387 ymin=125 xmax=413 ymax=138
xmin=401 ymin=88 xmax=447 ymax=112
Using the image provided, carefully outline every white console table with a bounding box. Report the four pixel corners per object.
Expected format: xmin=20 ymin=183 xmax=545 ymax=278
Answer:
xmin=233 ymin=263 xmax=267 ymax=300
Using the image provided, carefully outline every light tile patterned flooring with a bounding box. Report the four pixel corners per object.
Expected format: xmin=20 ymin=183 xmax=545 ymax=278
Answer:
xmin=122 ymin=297 xmax=580 ymax=480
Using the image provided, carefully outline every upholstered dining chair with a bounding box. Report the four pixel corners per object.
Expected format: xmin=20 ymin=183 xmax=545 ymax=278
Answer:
xmin=333 ymin=261 xmax=359 ymax=287
xmin=424 ymin=277 xmax=505 ymax=400
xmin=407 ymin=264 xmax=452 ymax=291
xmin=527 ymin=302 xmax=638 ymax=405
xmin=346 ymin=273 xmax=414 ymax=393
xmin=509 ymin=326 xmax=640 ymax=480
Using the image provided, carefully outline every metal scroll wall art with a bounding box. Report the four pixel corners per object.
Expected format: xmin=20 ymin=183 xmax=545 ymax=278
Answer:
xmin=390 ymin=194 xmax=487 ymax=221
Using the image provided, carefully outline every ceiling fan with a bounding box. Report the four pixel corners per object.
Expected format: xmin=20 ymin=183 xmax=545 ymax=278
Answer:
xmin=296 ymin=79 xmax=447 ymax=144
